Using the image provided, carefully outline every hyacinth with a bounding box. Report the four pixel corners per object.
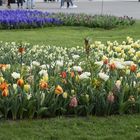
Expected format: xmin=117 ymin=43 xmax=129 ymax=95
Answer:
xmin=0 ymin=10 xmax=62 ymax=29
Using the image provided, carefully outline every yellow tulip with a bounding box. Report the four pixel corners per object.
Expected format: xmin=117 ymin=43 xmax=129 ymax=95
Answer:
xmin=24 ymin=84 xmax=30 ymax=93
xmin=0 ymin=76 xmax=4 ymax=83
xmin=42 ymin=75 xmax=48 ymax=82
xmin=63 ymin=92 xmax=68 ymax=99
xmin=55 ymin=85 xmax=63 ymax=95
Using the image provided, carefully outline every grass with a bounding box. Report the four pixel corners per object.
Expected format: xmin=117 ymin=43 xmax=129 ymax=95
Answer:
xmin=0 ymin=115 xmax=140 ymax=140
xmin=0 ymin=21 xmax=140 ymax=47
xmin=0 ymin=21 xmax=140 ymax=139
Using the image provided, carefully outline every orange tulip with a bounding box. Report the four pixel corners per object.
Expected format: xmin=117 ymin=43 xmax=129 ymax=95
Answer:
xmin=39 ymin=81 xmax=48 ymax=89
xmin=0 ymin=64 xmax=7 ymax=69
xmin=109 ymin=63 xmax=116 ymax=70
xmin=130 ymin=64 xmax=137 ymax=72
xmin=2 ymin=89 xmax=9 ymax=97
xmin=0 ymin=82 xmax=9 ymax=91
xmin=17 ymin=79 xmax=24 ymax=87
xmin=103 ymin=59 xmax=109 ymax=65
xmin=71 ymin=71 xmax=75 ymax=78
xmin=18 ymin=47 xmax=25 ymax=54
xmin=55 ymin=85 xmax=63 ymax=95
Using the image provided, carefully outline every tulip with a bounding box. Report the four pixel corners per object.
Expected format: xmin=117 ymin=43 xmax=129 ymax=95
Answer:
xmin=17 ymin=79 xmax=24 ymax=87
xmin=39 ymin=81 xmax=48 ymax=90
xmin=69 ymin=96 xmax=78 ymax=107
xmin=55 ymin=85 xmax=63 ymax=95
xmin=109 ymin=63 xmax=116 ymax=70
xmin=0 ymin=82 xmax=8 ymax=91
xmin=2 ymin=89 xmax=9 ymax=97
xmin=103 ymin=58 xmax=109 ymax=65
xmin=107 ymin=92 xmax=115 ymax=103
xmin=137 ymin=72 xmax=140 ymax=78
xmin=18 ymin=47 xmax=25 ymax=54
xmin=62 ymin=92 xmax=68 ymax=99
xmin=0 ymin=76 xmax=4 ymax=83
xmin=128 ymin=95 xmax=135 ymax=103
xmin=42 ymin=75 xmax=48 ymax=82
xmin=71 ymin=71 xmax=75 ymax=78
xmin=24 ymin=84 xmax=30 ymax=92
xmin=115 ymin=80 xmax=121 ymax=90
xmin=60 ymin=71 xmax=67 ymax=78
xmin=130 ymin=64 xmax=137 ymax=72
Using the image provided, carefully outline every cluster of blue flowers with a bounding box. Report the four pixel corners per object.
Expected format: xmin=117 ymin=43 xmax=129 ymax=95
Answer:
xmin=0 ymin=10 xmax=62 ymax=29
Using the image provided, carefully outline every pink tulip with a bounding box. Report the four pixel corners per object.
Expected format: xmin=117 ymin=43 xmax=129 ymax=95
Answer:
xmin=69 ymin=96 xmax=78 ymax=107
xmin=107 ymin=92 xmax=115 ymax=103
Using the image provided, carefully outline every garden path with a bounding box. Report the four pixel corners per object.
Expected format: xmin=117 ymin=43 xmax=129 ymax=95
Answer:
xmin=0 ymin=0 xmax=140 ymax=19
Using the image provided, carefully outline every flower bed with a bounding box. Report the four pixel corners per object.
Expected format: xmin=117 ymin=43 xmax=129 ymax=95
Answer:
xmin=47 ymin=13 xmax=135 ymax=29
xmin=0 ymin=37 xmax=140 ymax=119
xmin=0 ymin=10 xmax=62 ymax=29
xmin=0 ymin=10 xmax=135 ymax=29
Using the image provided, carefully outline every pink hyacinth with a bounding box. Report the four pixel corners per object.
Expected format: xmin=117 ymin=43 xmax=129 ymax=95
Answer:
xmin=69 ymin=96 xmax=78 ymax=107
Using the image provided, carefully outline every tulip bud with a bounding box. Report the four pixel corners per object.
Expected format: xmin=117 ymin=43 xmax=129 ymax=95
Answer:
xmin=2 ymin=89 xmax=9 ymax=97
xmin=107 ymin=92 xmax=115 ymax=103
xmin=24 ymin=84 xmax=30 ymax=92
xmin=0 ymin=76 xmax=4 ymax=83
xmin=63 ymin=92 xmax=68 ymax=99
xmin=17 ymin=79 xmax=24 ymax=87
xmin=130 ymin=64 xmax=137 ymax=72
xmin=69 ymin=96 xmax=78 ymax=107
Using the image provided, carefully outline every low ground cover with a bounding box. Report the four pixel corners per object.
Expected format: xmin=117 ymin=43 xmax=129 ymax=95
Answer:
xmin=0 ymin=115 xmax=140 ymax=140
xmin=0 ymin=21 xmax=140 ymax=47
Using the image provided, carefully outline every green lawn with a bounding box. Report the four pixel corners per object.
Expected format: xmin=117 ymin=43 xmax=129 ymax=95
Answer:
xmin=0 ymin=21 xmax=140 ymax=47
xmin=1 ymin=22 xmax=140 ymax=140
xmin=0 ymin=115 xmax=140 ymax=140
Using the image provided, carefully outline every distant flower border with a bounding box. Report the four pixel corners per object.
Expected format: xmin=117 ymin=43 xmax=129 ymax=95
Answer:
xmin=0 ymin=10 xmax=135 ymax=30
xmin=0 ymin=10 xmax=62 ymax=29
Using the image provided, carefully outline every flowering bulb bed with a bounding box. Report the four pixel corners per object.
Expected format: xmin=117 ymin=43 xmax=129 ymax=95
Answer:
xmin=0 ymin=10 xmax=135 ymax=29
xmin=0 ymin=10 xmax=61 ymax=29
xmin=0 ymin=37 xmax=140 ymax=119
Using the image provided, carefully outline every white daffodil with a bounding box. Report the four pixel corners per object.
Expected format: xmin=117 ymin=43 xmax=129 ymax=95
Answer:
xmin=79 ymin=72 xmax=91 ymax=80
xmin=99 ymin=72 xmax=109 ymax=81
xmin=11 ymin=72 xmax=20 ymax=79
xmin=73 ymin=66 xmax=82 ymax=72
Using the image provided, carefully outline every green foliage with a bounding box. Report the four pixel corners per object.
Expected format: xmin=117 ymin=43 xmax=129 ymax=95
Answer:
xmin=0 ymin=36 xmax=140 ymax=120
xmin=0 ymin=115 xmax=140 ymax=140
xmin=50 ymin=13 xmax=135 ymax=29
